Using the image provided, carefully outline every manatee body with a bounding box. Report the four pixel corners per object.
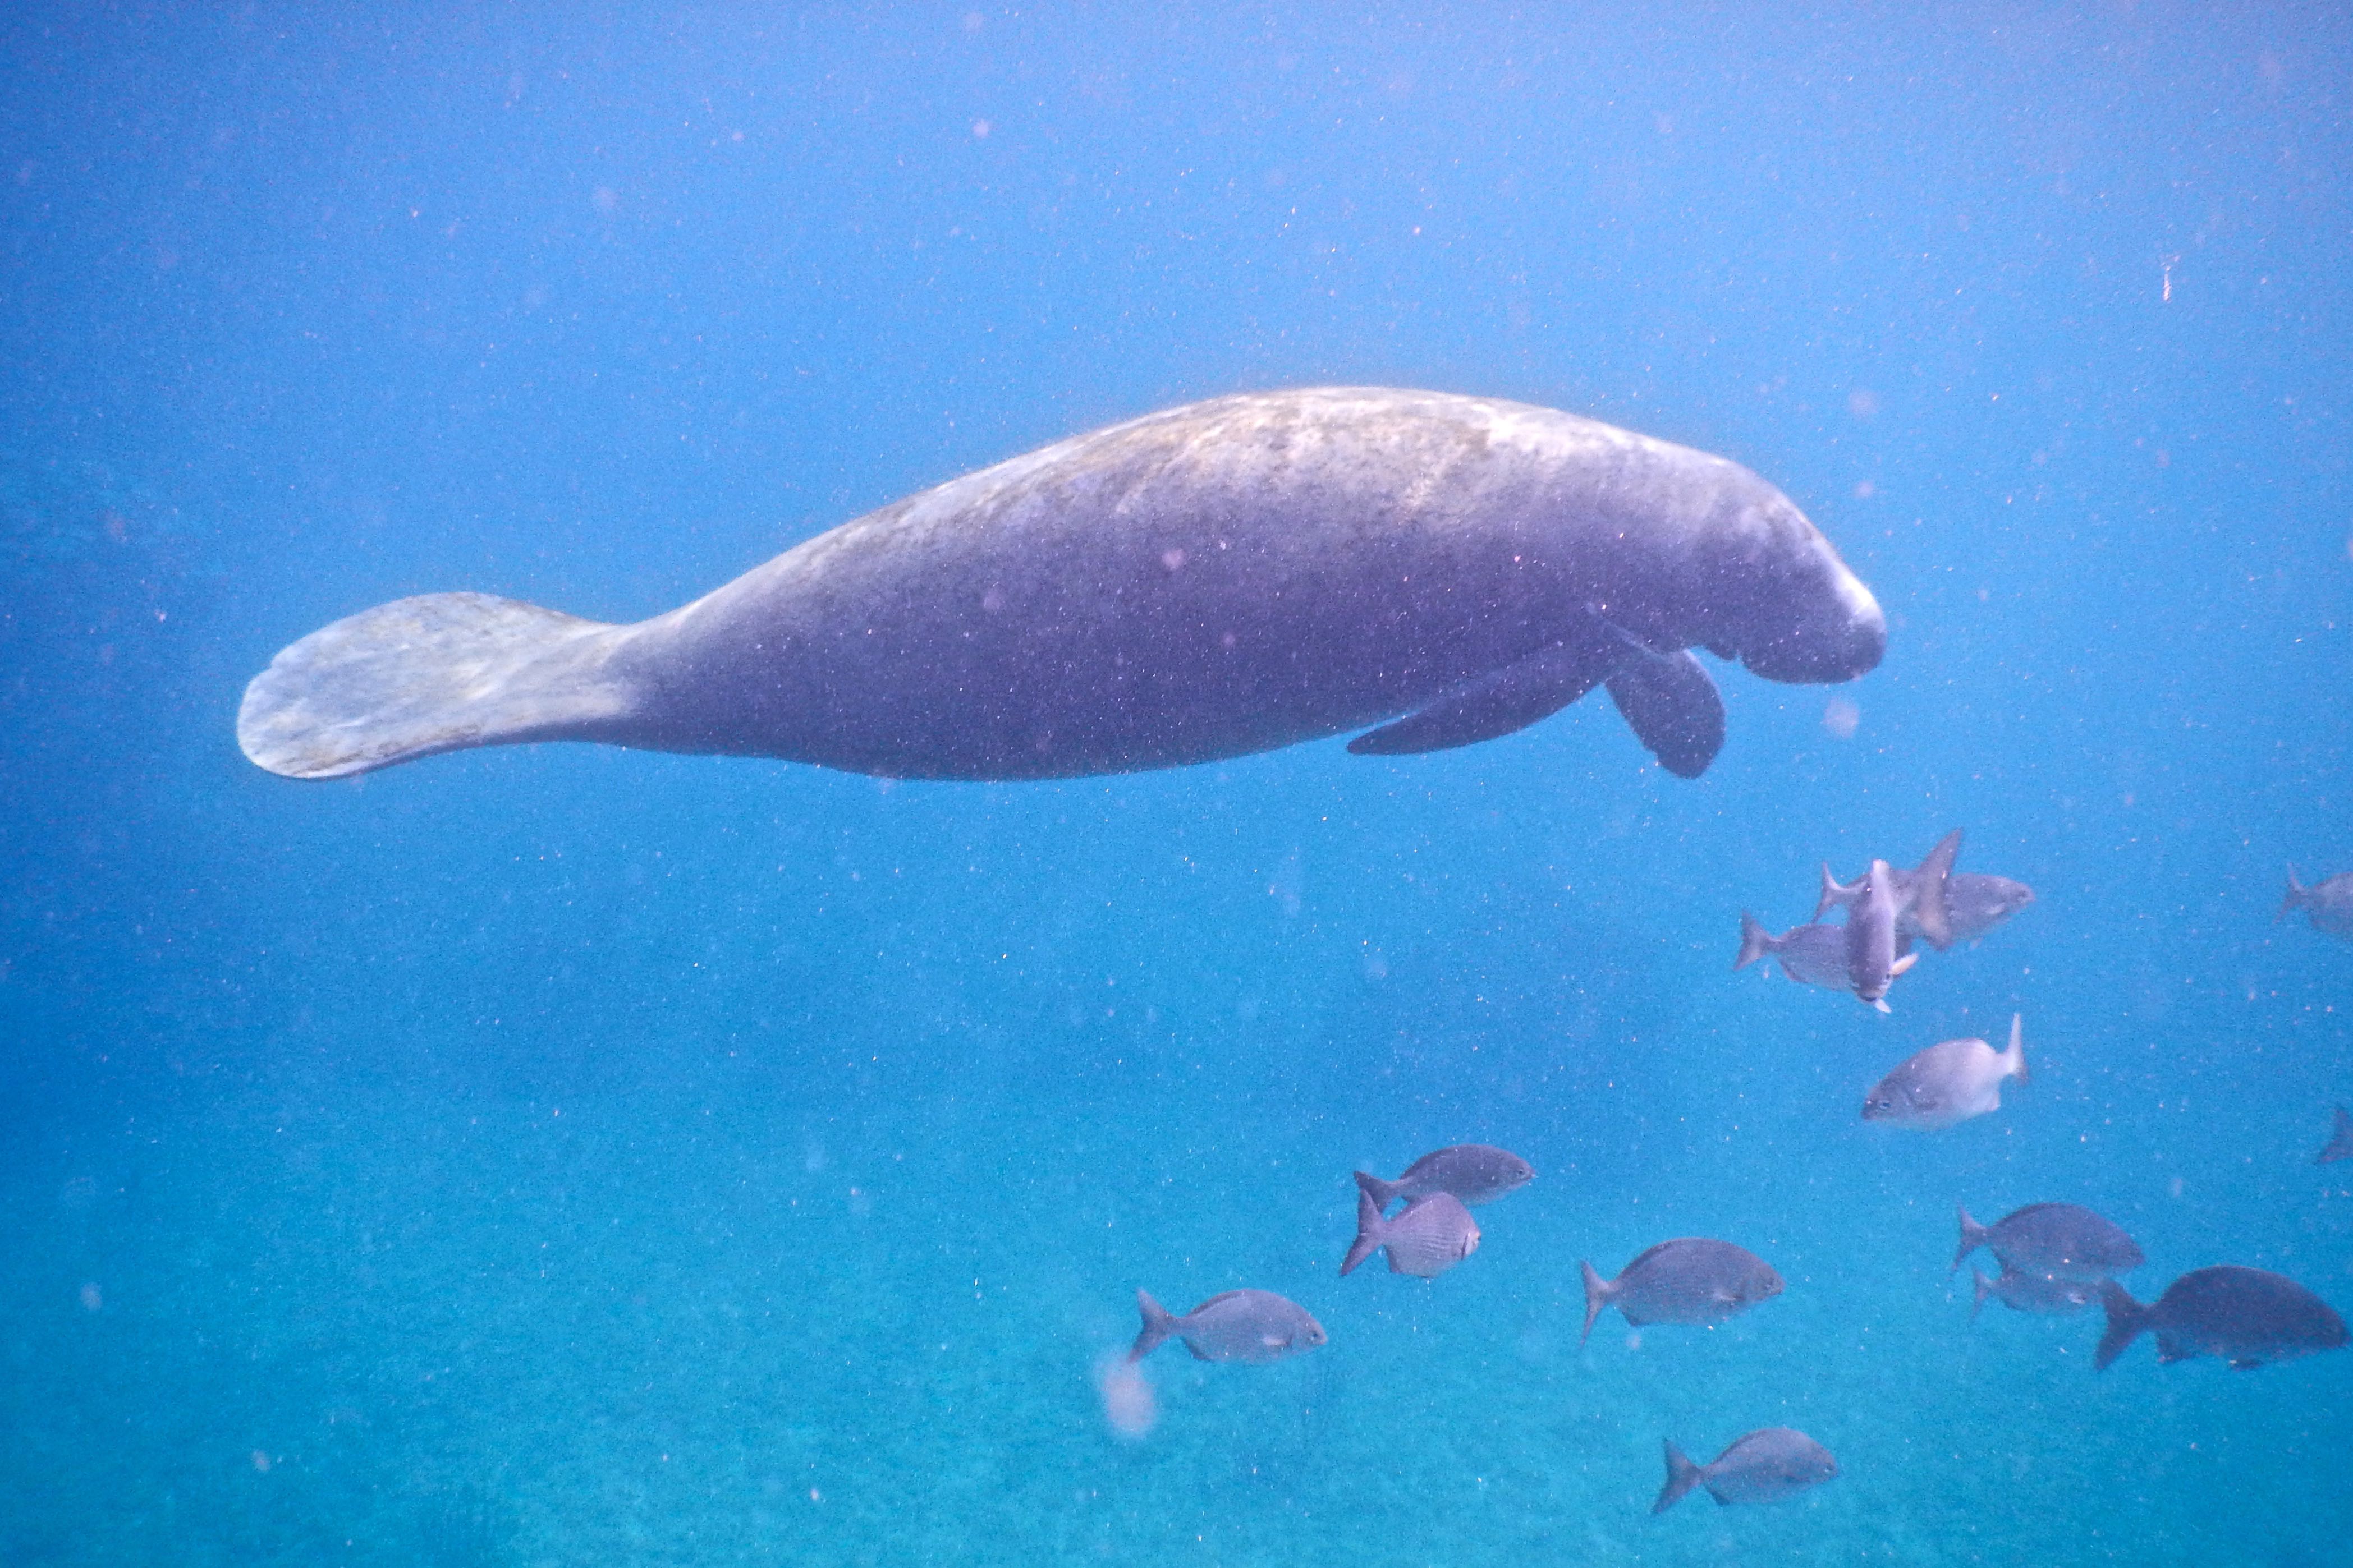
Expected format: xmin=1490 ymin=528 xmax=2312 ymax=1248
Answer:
xmin=237 ymin=388 xmax=1884 ymax=784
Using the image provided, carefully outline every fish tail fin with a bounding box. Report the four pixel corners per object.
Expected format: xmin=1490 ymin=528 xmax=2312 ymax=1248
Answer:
xmin=1813 ymin=863 xmax=1852 ymax=922
xmin=1952 ymin=1204 xmax=1989 ymax=1274
xmin=1340 ymin=1187 xmax=1385 ymax=1277
xmin=2278 ymin=866 xmax=2306 ymax=922
xmin=1129 ymin=1289 xmax=1178 ymax=1363
xmin=2319 ymin=1105 xmax=2353 ymax=1165
xmin=1733 ymin=912 xmax=1773 ymax=971
xmin=1352 ymin=1170 xmax=1402 ymax=1212
xmin=2094 ymin=1280 xmax=2149 ymax=1371
xmin=1579 ymin=1260 xmax=1612 ymax=1347
xmin=2003 ymin=1014 xmax=2028 ymax=1085
xmin=238 ymin=592 xmax=636 ymax=780
xmin=1910 ymin=829 xmax=1962 ymax=949
xmin=1652 ymin=1440 xmax=1705 ymax=1514
xmin=1969 ymin=1267 xmax=1994 ymax=1322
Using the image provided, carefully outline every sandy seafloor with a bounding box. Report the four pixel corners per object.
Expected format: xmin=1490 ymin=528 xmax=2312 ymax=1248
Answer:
xmin=4 ymin=5 xmax=2352 ymax=1565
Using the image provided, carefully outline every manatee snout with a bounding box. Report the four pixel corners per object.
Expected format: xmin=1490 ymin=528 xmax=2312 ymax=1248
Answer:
xmin=1709 ymin=503 xmax=1887 ymax=683
xmin=1746 ymin=570 xmax=1885 ymax=683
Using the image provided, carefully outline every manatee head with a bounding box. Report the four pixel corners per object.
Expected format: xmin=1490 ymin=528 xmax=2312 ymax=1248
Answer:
xmin=1691 ymin=482 xmax=1886 ymax=684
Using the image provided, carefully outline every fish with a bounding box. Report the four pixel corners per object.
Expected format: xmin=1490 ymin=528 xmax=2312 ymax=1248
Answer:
xmin=1354 ymin=1144 xmax=1534 ymax=1212
xmin=1733 ymin=912 xmax=1855 ymax=990
xmin=1579 ymin=1238 xmax=1783 ymax=1346
xmin=2095 ymin=1266 xmax=2349 ymax=1371
xmin=1861 ymin=1014 xmax=2027 ymax=1130
xmin=1653 ymin=1428 xmax=1838 ymax=1513
xmin=1341 ymin=1189 xmax=1481 ymax=1279
xmin=1817 ymin=830 xmax=2028 ymax=950
xmin=1937 ymin=872 xmax=2036 ymax=946
xmin=1127 ymin=1287 xmax=1327 ymax=1364
xmin=1952 ymin=1201 xmax=2143 ymax=1279
xmin=1842 ymin=858 xmax=1923 ymax=1011
xmin=2278 ymin=867 xmax=2353 ymax=939
xmin=1971 ymin=1266 xmax=2098 ymax=1319
xmin=2318 ymin=1106 xmax=2353 ymax=1165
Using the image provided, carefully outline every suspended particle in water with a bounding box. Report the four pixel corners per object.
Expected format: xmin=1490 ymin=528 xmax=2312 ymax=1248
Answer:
xmin=1095 ymin=1354 xmax=1158 ymax=1441
xmin=1822 ymin=696 xmax=1861 ymax=741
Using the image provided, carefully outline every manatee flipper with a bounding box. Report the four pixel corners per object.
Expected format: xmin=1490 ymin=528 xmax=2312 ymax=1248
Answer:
xmin=1346 ymin=636 xmax=1615 ymax=756
xmin=1604 ymin=649 xmax=1726 ymax=778
xmin=237 ymin=592 xmax=636 ymax=780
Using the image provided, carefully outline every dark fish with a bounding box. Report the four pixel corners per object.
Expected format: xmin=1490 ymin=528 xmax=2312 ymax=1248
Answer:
xmin=1861 ymin=1014 xmax=2026 ymax=1130
xmin=1653 ymin=1428 xmax=1837 ymax=1513
xmin=1733 ymin=913 xmax=1853 ymax=990
xmin=1579 ymin=1238 xmax=1782 ymax=1346
xmin=1952 ymin=1201 xmax=2143 ymax=1279
xmin=2095 ymin=1266 xmax=2349 ymax=1371
xmin=2279 ymin=867 xmax=2353 ymax=939
xmin=1341 ymin=1189 xmax=1480 ymax=1278
xmin=1819 ymin=830 xmax=1962 ymax=952
xmin=1354 ymin=1144 xmax=1534 ymax=1212
xmin=2319 ymin=1106 xmax=2353 ymax=1165
xmin=1842 ymin=858 xmax=1922 ymax=1012
xmin=1128 ymin=1287 xmax=1327 ymax=1364
xmin=1971 ymin=1266 xmax=2097 ymax=1319
xmin=1938 ymin=872 xmax=2035 ymax=946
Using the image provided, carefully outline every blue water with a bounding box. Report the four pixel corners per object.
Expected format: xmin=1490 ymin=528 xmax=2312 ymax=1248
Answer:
xmin=4 ymin=6 xmax=2350 ymax=1564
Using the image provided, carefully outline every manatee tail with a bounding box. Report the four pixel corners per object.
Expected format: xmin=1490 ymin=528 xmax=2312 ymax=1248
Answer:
xmin=2094 ymin=1280 xmax=2149 ymax=1371
xmin=1652 ymin=1440 xmax=1707 ymax=1514
xmin=1353 ymin=1169 xmax=1404 ymax=1213
xmin=1579 ymin=1259 xmax=1613 ymax=1347
xmin=2318 ymin=1106 xmax=2353 ymax=1165
xmin=1129 ymin=1289 xmax=1180 ymax=1363
xmin=2278 ymin=867 xmax=2308 ymax=923
xmin=1734 ymin=912 xmax=1773 ymax=971
xmin=1952 ymin=1204 xmax=1991 ymax=1275
xmin=2001 ymin=1014 xmax=2028 ymax=1086
xmin=1909 ymin=829 xmax=1963 ymax=949
xmin=1340 ymin=1187 xmax=1386 ymax=1277
xmin=238 ymin=592 xmax=637 ymax=780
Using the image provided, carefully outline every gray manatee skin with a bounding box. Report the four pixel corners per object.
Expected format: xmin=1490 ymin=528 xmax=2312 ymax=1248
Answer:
xmin=238 ymin=387 xmax=1885 ymax=783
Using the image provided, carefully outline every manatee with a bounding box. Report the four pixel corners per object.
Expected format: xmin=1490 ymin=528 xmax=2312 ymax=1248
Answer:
xmin=237 ymin=388 xmax=1884 ymax=784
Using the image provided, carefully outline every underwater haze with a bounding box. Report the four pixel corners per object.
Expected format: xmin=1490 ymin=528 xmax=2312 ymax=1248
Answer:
xmin=4 ymin=4 xmax=2351 ymax=1564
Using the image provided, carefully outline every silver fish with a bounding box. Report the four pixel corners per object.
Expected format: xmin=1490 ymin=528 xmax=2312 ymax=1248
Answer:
xmin=1653 ymin=1427 xmax=1837 ymax=1513
xmin=1842 ymin=858 xmax=1922 ymax=1011
xmin=1733 ymin=912 xmax=1854 ymax=990
xmin=1354 ymin=1144 xmax=1534 ymax=1212
xmin=1938 ymin=872 xmax=2035 ymax=945
xmin=1579 ymin=1238 xmax=1782 ymax=1345
xmin=1128 ymin=1287 xmax=1327 ymax=1364
xmin=1341 ymin=1189 xmax=1480 ymax=1279
xmin=2096 ymin=1266 xmax=2348 ymax=1371
xmin=1971 ymin=1266 xmax=2097 ymax=1319
xmin=1818 ymin=830 xmax=2029 ymax=950
xmin=1861 ymin=1014 xmax=2027 ymax=1130
xmin=2279 ymin=867 xmax=2353 ymax=939
xmin=2318 ymin=1106 xmax=2353 ymax=1165
xmin=1952 ymin=1201 xmax=2143 ymax=1279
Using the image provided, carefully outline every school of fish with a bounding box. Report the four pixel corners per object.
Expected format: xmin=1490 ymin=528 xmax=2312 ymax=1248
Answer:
xmin=1120 ymin=837 xmax=2351 ymax=1516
